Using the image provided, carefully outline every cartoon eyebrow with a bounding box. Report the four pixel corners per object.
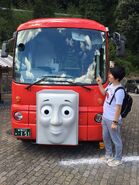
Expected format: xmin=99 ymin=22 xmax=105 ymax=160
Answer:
xmin=44 ymin=99 xmax=49 ymax=102
xmin=65 ymin=100 xmax=71 ymax=103
xmin=43 ymin=99 xmax=71 ymax=102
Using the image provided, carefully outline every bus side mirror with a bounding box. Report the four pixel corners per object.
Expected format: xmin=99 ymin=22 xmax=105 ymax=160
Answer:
xmin=111 ymin=32 xmax=126 ymax=57
xmin=1 ymin=41 xmax=9 ymax=58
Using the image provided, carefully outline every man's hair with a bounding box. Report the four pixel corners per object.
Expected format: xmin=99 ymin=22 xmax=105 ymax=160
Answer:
xmin=109 ymin=65 xmax=125 ymax=81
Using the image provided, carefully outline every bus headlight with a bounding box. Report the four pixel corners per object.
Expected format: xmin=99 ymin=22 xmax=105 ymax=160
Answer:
xmin=94 ymin=113 xmax=102 ymax=123
xmin=14 ymin=112 xmax=23 ymax=121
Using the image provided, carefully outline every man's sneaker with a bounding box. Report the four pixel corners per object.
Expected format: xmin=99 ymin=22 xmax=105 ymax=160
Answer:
xmin=107 ymin=157 xmax=114 ymax=163
xmin=107 ymin=159 xmax=123 ymax=167
xmin=100 ymin=155 xmax=113 ymax=163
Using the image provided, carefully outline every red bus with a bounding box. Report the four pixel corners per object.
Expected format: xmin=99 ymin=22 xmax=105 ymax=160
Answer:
xmin=2 ymin=18 xmax=110 ymax=145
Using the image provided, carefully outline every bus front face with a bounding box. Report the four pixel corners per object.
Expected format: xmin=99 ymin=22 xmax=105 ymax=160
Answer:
xmin=13 ymin=27 xmax=107 ymax=144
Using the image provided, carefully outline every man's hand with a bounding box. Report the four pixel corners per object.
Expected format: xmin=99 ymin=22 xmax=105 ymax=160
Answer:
xmin=96 ymin=76 xmax=102 ymax=85
xmin=111 ymin=122 xmax=118 ymax=130
xmin=96 ymin=76 xmax=105 ymax=96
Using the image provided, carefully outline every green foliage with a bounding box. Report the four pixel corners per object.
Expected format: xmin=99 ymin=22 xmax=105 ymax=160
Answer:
xmin=0 ymin=0 xmax=33 ymax=45
xmin=108 ymin=41 xmax=139 ymax=77
xmin=12 ymin=10 xmax=33 ymax=28
xmin=115 ymin=52 xmax=139 ymax=77
xmin=101 ymin=0 xmax=118 ymax=28
xmin=115 ymin=0 xmax=139 ymax=52
xmin=108 ymin=40 xmax=116 ymax=61
xmin=78 ymin=0 xmax=105 ymax=23
xmin=0 ymin=9 xmax=32 ymax=45
xmin=0 ymin=0 xmax=11 ymax=8
xmin=11 ymin=0 xmax=35 ymax=9
xmin=66 ymin=3 xmax=80 ymax=17
xmin=116 ymin=58 xmax=133 ymax=76
xmin=33 ymin=0 xmax=55 ymax=18
xmin=0 ymin=9 xmax=14 ymax=43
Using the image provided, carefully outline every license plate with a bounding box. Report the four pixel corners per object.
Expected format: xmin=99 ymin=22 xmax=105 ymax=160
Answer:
xmin=14 ymin=128 xmax=31 ymax=137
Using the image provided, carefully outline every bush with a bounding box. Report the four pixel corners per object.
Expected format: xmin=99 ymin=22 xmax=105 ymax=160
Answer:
xmin=115 ymin=51 xmax=139 ymax=77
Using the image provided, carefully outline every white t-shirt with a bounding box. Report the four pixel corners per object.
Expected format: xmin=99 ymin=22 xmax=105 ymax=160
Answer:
xmin=103 ymin=83 xmax=125 ymax=120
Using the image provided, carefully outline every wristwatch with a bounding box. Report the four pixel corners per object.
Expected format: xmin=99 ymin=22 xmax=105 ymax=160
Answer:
xmin=112 ymin=120 xmax=118 ymax=124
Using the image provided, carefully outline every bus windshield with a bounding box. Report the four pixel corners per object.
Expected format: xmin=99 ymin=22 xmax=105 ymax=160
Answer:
xmin=14 ymin=28 xmax=106 ymax=85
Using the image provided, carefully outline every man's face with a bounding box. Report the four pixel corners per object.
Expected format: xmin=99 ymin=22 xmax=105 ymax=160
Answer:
xmin=37 ymin=90 xmax=79 ymax=145
xmin=108 ymin=72 xmax=115 ymax=83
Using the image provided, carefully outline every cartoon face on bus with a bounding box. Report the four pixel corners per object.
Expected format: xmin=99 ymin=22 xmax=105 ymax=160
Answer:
xmin=36 ymin=90 xmax=79 ymax=145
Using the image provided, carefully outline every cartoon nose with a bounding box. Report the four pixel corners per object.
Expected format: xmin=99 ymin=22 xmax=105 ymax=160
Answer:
xmin=50 ymin=111 xmax=62 ymax=126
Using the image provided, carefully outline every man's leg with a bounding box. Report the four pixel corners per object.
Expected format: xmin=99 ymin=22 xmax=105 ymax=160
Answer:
xmin=102 ymin=118 xmax=113 ymax=157
xmin=108 ymin=124 xmax=123 ymax=161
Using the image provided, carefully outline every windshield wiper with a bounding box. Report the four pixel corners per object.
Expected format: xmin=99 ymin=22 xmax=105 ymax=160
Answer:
xmin=26 ymin=76 xmax=92 ymax=91
xmin=47 ymin=80 xmax=92 ymax=91
xmin=26 ymin=76 xmax=47 ymax=90
xmin=73 ymin=82 xmax=92 ymax=91
xmin=26 ymin=75 xmax=73 ymax=90
xmin=43 ymin=75 xmax=73 ymax=79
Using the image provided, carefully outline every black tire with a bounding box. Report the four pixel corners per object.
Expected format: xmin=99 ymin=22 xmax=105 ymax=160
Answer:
xmin=19 ymin=139 xmax=33 ymax=144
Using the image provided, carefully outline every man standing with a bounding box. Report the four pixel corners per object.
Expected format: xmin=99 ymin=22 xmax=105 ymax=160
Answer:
xmin=96 ymin=65 xmax=125 ymax=167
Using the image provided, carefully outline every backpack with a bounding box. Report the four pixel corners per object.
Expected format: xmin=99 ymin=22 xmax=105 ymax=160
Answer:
xmin=109 ymin=86 xmax=133 ymax=118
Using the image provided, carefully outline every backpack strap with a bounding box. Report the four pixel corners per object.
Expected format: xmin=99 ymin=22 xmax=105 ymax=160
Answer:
xmin=105 ymin=82 xmax=112 ymax=92
xmin=109 ymin=86 xmax=125 ymax=105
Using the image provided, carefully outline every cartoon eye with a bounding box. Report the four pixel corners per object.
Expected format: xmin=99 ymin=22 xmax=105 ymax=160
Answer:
xmin=61 ymin=106 xmax=73 ymax=118
xmin=41 ymin=106 xmax=52 ymax=117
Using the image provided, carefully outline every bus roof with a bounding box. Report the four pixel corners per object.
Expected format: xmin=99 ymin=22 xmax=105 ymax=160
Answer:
xmin=17 ymin=18 xmax=106 ymax=32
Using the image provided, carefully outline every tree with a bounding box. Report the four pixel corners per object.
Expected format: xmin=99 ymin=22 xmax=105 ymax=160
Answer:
xmin=101 ymin=0 xmax=118 ymax=30
xmin=11 ymin=0 xmax=35 ymax=9
xmin=108 ymin=40 xmax=116 ymax=61
xmin=33 ymin=0 xmax=56 ymax=18
xmin=78 ymin=0 xmax=105 ymax=23
xmin=55 ymin=0 xmax=69 ymax=12
xmin=66 ymin=2 xmax=80 ymax=17
xmin=0 ymin=0 xmax=11 ymax=8
xmin=115 ymin=0 xmax=139 ymax=52
xmin=0 ymin=0 xmax=14 ymax=43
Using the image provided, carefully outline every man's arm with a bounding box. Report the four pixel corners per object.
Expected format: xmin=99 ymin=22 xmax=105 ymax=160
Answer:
xmin=111 ymin=89 xmax=125 ymax=129
xmin=96 ymin=76 xmax=106 ymax=96
xmin=111 ymin=104 xmax=122 ymax=129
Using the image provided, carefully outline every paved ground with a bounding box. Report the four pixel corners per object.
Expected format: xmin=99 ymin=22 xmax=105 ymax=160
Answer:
xmin=0 ymin=93 xmax=139 ymax=185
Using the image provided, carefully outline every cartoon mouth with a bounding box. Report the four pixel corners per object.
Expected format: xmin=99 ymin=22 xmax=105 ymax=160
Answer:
xmin=50 ymin=128 xmax=64 ymax=135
